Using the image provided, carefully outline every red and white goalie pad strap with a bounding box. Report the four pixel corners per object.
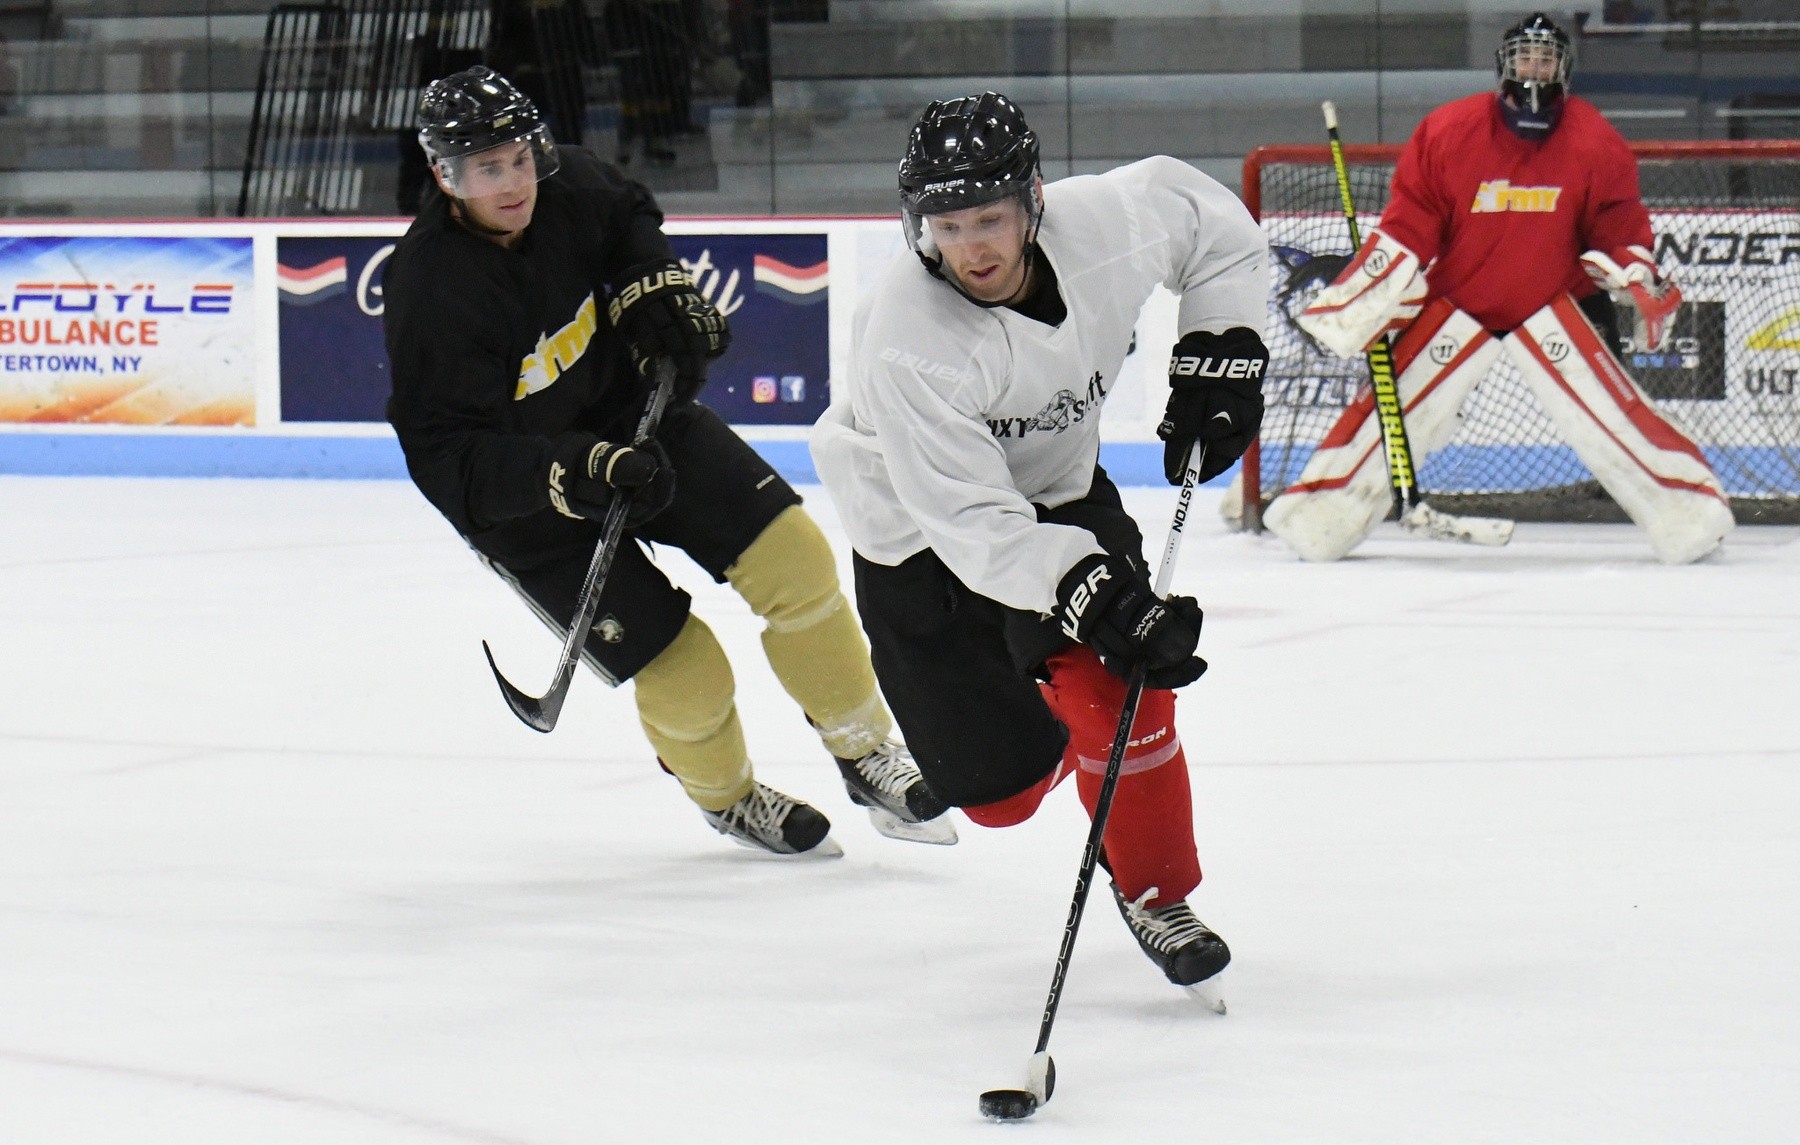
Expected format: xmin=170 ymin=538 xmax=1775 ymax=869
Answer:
xmin=1264 ymin=300 xmax=1500 ymax=560
xmin=1579 ymin=244 xmax=1684 ymax=352
xmin=1295 ymin=229 xmax=1429 ymax=360
xmin=1505 ymin=295 xmax=1733 ymax=563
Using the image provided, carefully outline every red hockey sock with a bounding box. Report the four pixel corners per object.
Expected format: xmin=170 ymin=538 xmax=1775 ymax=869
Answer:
xmin=962 ymin=754 xmax=1077 ymax=827
xmin=1041 ymin=647 xmax=1201 ymax=908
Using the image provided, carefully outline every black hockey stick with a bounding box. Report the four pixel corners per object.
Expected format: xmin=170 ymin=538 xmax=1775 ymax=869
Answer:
xmin=979 ymin=442 xmax=1206 ymax=1123
xmin=1322 ymin=101 xmax=1513 ymax=548
xmin=482 ymin=358 xmax=678 ymax=733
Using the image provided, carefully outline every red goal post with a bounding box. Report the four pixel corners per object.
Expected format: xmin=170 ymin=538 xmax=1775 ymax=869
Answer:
xmin=1239 ymin=140 xmax=1800 ymax=529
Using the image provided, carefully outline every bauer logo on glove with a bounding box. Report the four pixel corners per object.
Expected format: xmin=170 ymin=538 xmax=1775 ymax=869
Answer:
xmin=1158 ymin=327 xmax=1268 ymax=485
xmin=607 ymin=259 xmax=732 ymax=401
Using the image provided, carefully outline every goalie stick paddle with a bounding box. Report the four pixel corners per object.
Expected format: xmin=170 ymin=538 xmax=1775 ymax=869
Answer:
xmin=978 ymin=443 xmax=1206 ymax=1123
xmin=482 ymin=358 xmax=678 ymax=733
xmin=1321 ymin=101 xmax=1513 ymax=548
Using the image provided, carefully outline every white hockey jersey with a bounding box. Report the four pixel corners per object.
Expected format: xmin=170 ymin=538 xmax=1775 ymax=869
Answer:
xmin=810 ymin=156 xmax=1267 ymax=614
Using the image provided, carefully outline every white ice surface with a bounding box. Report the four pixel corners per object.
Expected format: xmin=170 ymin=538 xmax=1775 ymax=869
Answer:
xmin=2 ymin=475 xmax=1797 ymax=1144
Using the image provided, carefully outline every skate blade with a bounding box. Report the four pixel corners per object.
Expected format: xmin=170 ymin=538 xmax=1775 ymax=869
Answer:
xmin=865 ymin=806 xmax=958 ymax=846
xmin=722 ymin=833 xmax=845 ymax=859
xmin=1182 ymin=981 xmax=1227 ymax=1015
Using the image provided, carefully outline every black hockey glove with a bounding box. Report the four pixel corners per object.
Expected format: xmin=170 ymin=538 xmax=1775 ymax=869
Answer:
xmin=607 ymin=259 xmax=730 ymax=402
xmin=1157 ymin=326 xmax=1268 ymax=485
xmin=547 ymin=432 xmax=676 ymax=527
xmin=1055 ymin=553 xmax=1207 ymax=689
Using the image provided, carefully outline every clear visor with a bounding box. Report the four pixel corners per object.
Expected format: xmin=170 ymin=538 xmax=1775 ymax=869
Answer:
xmin=432 ymin=126 xmax=559 ymax=198
xmin=1499 ymin=37 xmax=1570 ymax=89
xmin=903 ymin=188 xmax=1038 ymax=262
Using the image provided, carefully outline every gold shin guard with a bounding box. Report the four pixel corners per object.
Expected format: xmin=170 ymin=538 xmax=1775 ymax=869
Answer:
xmin=634 ymin=614 xmax=752 ymax=812
xmin=725 ymin=506 xmax=892 ymax=761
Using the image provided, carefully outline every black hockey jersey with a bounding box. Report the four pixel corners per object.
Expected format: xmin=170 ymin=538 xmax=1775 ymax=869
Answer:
xmin=385 ymin=147 xmax=675 ymax=565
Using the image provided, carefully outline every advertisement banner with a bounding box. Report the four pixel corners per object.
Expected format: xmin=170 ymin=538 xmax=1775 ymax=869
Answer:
xmin=0 ymin=235 xmax=255 ymax=425
xmin=277 ymin=236 xmax=396 ymax=422
xmin=670 ymin=232 xmax=830 ymax=426
xmin=274 ymin=230 xmax=831 ymax=428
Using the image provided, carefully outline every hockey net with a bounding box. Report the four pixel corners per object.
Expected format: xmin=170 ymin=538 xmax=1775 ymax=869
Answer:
xmin=1241 ymin=141 xmax=1800 ymax=526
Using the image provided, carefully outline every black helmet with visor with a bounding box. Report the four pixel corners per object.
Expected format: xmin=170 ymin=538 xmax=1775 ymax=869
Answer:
xmin=897 ymin=92 xmax=1043 ymax=302
xmin=417 ymin=66 xmax=559 ymax=198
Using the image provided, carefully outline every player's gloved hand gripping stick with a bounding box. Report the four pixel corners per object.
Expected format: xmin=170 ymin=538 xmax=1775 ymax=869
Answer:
xmin=483 ymin=358 xmax=677 ymax=732
xmin=1322 ymin=101 xmax=1514 ymax=548
xmin=978 ymin=441 xmax=1210 ymax=1123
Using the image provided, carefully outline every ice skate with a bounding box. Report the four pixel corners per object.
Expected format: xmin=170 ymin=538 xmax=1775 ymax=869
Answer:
xmin=1113 ymin=884 xmax=1229 ymax=1010
xmin=702 ymin=782 xmax=842 ymax=858
xmin=836 ymin=739 xmax=958 ymax=845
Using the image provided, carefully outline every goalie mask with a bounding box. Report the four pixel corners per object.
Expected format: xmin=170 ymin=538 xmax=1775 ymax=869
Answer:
xmin=417 ymin=66 xmax=559 ymax=198
xmin=1495 ymin=12 xmax=1573 ymax=136
xmin=897 ymin=91 xmax=1043 ymax=306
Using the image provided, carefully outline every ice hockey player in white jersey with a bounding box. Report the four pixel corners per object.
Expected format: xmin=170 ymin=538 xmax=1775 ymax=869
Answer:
xmin=811 ymin=92 xmax=1269 ymax=990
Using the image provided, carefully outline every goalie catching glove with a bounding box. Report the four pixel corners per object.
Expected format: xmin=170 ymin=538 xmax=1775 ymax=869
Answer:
xmin=1295 ymin=228 xmax=1429 ymax=359
xmin=1580 ymin=245 xmax=1683 ymax=352
xmin=1158 ymin=327 xmax=1268 ymax=484
xmin=1055 ymin=553 xmax=1207 ymax=689
xmin=607 ymin=260 xmax=731 ymax=401
xmin=547 ymin=432 xmax=675 ymax=527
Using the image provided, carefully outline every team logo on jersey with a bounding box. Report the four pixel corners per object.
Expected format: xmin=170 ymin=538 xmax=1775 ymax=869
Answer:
xmin=516 ymin=293 xmax=599 ymax=400
xmin=987 ymin=372 xmax=1109 ymax=439
xmin=1471 ymin=180 xmax=1563 ymax=214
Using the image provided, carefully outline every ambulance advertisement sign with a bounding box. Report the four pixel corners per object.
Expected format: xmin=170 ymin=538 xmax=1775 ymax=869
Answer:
xmin=0 ymin=236 xmax=255 ymax=425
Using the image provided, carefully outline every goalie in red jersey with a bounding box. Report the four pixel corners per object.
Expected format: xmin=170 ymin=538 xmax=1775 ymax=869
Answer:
xmin=1266 ymin=12 xmax=1734 ymax=564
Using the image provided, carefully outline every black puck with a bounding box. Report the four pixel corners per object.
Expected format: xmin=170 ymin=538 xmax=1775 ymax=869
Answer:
xmin=978 ymin=1088 xmax=1039 ymax=1121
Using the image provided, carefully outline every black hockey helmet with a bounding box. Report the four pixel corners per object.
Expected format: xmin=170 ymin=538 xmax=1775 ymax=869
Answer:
xmin=897 ymin=92 xmax=1044 ymax=295
xmin=417 ymin=65 xmax=558 ymax=195
xmin=1495 ymin=12 xmax=1574 ymax=114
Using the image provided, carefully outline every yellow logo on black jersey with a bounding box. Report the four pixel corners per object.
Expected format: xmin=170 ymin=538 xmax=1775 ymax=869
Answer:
xmin=1471 ymin=180 xmax=1562 ymax=214
xmin=516 ymin=293 xmax=598 ymax=400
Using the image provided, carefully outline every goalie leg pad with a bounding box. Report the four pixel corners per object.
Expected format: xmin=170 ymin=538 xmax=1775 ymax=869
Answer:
xmin=727 ymin=506 xmax=893 ymax=760
xmin=1506 ymin=296 xmax=1734 ymax=564
xmin=1265 ymin=300 xmax=1501 ymax=561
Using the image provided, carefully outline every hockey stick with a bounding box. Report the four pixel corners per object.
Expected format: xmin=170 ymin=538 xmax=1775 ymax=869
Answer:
xmin=1322 ymin=101 xmax=1513 ymax=548
xmin=979 ymin=442 xmax=1206 ymax=1123
xmin=482 ymin=358 xmax=678 ymax=733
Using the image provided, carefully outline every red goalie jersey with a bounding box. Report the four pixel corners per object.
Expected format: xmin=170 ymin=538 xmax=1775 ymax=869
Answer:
xmin=1377 ymin=91 xmax=1652 ymax=333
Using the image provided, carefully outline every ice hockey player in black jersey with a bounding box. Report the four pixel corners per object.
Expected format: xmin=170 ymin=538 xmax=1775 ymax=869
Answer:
xmin=384 ymin=66 xmax=955 ymax=855
xmin=813 ymin=93 xmax=1270 ymax=987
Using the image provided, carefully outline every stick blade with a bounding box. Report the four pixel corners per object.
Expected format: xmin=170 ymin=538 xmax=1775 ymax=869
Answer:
xmin=1402 ymin=501 xmax=1515 ymax=547
xmin=482 ymin=640 xmax=559 ymax=734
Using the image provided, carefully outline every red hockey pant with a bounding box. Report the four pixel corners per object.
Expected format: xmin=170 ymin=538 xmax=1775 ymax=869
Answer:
xmin=962 ymin=646 xmax=1202 ymax=908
